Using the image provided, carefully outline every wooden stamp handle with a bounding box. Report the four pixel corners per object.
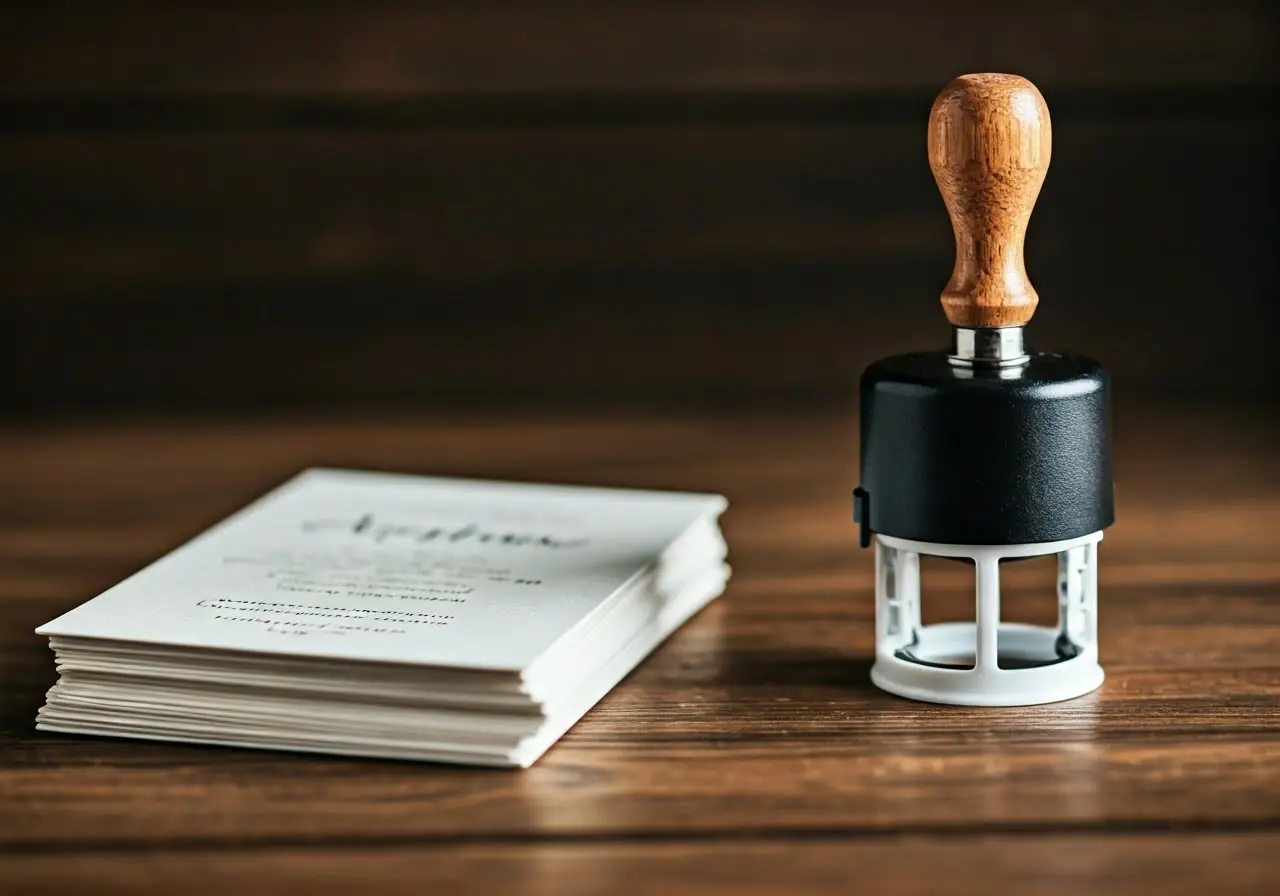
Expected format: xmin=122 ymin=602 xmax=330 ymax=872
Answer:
xmin=929 ymin=73 xmax=1051 ymax=329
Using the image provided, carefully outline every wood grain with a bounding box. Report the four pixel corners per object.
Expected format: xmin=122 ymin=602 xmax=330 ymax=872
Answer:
xmin=6 ymin=835 xmax=1280 ymax=896
xmin=3 ymin=1 xmax=1273 ymax=98
xmin=2 ymin=3 xmax=1277 ymax=887
xmin=929 ymin=74 xmax=1051 ymax=328
xmin=0 ymin=404 xmax=1276 ymax=894
xmin=3 ymin=118 xmax=1277 ymax=411
xmin=2 ymin=3 xmax=1276 ymax=415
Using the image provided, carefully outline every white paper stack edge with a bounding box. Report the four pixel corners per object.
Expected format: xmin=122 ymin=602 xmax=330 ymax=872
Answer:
xmin=35 ymin=470 xmax=730 ymax=767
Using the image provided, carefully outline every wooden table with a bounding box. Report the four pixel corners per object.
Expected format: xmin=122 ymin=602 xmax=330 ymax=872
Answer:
xmin=2 ymin=404 xmax=1278 ymax=894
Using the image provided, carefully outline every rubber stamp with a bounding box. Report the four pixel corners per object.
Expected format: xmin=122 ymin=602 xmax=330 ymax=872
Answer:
xmin=854 ymin=73 xmax=1115 ymax=706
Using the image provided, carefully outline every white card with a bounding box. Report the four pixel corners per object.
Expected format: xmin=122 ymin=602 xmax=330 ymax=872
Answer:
xmin=37 ymin=469 xmax=727 ymax=672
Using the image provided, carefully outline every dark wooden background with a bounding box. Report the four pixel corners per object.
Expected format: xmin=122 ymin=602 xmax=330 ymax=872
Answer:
xmin=3 ymin=0 xmax=1277 ymax=416
xmin=4 ymin=5 xmax=1280 ymax=893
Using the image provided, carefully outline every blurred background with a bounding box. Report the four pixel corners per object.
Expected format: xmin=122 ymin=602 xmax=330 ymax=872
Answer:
xmin=2 ymin=1 xmax=1276 ymax=418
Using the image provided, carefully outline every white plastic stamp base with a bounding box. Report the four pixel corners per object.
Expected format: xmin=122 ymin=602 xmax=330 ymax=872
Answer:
xmin=870 ymin=531 xmax=1104 ymax=707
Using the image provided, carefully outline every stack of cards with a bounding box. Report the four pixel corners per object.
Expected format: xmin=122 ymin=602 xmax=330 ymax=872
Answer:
xmin=35 ymin=470 xmax=729 ymax=767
